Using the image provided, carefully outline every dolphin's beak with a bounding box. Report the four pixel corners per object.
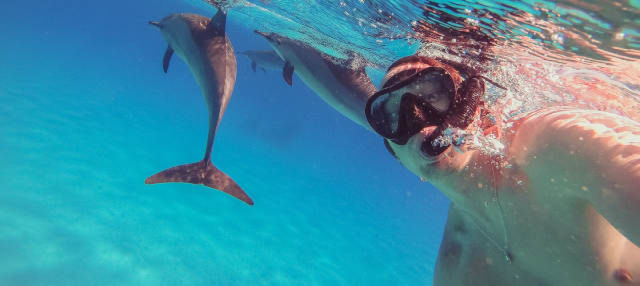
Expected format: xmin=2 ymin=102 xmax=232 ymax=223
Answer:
xmin=254 ymin=30 xmax=281 ymax=45
xmin=254 ymin=30 xmax=269 ymax=38
xmin=149 ymin=21 xmax=162 ymax=29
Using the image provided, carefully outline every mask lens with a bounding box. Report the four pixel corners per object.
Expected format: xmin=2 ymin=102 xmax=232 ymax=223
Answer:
xmin=410 ymin=71 xmax=454 ymax=113
xmin=367 ymin=91 xmax=402 ymax=138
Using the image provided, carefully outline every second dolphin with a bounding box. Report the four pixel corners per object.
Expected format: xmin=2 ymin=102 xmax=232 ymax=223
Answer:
xmin=255 ymin=31 xmax=377 ymax=131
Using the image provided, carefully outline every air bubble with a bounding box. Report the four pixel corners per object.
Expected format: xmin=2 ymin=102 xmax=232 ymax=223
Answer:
xmin=551 ymin=33 xmax=564 ymax=45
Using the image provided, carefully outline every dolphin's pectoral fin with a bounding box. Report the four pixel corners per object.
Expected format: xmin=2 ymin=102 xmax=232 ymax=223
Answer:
xmin=163 ymin=46 xmax=174 ymax=73
xmin=145 ymin=160 xmax=254 ymax=205
xmin=251 ymin=61 xmax=257 ymax=72
xmin=283 ymin=61 xmax=294 ymax=86
xmin=261 ymin=67 xmax=266 ymax=73
xmin=383 ymin=139 xmax=398 ymax=160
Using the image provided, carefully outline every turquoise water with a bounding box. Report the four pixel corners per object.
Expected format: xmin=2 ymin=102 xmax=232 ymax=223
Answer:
xmin=0 ymin=0 xmax=449 ymax=284
xmin=2 ymin=0 xmax=638 ymax=284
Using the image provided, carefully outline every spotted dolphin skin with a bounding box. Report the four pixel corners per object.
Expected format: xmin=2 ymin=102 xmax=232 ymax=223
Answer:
xmin=255 ymin=30 xmax=377 ymax=132
xmin=146 ymin=8 xmax=253 ymax=205
xmin=238 ymin=49 xmax=285 ymax=72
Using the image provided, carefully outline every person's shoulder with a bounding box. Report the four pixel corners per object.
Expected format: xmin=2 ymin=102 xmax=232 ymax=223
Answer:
xmin=507 ymin=106 xmax=640 ymax=180
xmin=509 ymin=106 xmax=640 ymax=148
xmin=514 ymin=106 xmax=639 ymax=129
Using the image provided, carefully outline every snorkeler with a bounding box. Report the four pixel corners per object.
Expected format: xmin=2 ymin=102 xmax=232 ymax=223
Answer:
xmin=365 ymin=55 xmax=640 ymax=285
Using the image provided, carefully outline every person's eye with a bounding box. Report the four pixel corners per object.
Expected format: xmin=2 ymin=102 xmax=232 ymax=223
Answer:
xmin=424 ymin=92 xmax=451 ymax=112
xmin=403 ymin=92 xmax=416 ymax=97
xmin=425 ymin=93 xmax=439 ymax=102
xmin=425 ymin=92 xmax=447 ymax=103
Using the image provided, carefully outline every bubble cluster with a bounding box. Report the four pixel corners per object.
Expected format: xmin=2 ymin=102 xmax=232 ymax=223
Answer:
xmin=432 ymin=127 xmax=505 ymax=156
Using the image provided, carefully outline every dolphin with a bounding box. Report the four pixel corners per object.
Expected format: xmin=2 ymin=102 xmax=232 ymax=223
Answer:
xmin=146 ymin=7 xmax=253 ymax=205
xmin=238 ymin=49 xmax=285 ymax=72
xmin=255 ymin=30 xmax=377 ymax=131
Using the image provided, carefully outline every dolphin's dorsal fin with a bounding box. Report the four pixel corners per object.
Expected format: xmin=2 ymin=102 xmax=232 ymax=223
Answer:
xmin=282 ymin=61 xmax=294 ymax=86
xmin=345 ymin=50 xmax=372 ymax=72
xmin=207 ymin=6 xmax=227 ymax=36
xmin=163 ymin=45 xmax=174 ymax=73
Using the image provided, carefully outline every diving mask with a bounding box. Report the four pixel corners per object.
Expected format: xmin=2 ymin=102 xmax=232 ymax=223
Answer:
xmin=365 ymin=67 xmax=456 ymax=145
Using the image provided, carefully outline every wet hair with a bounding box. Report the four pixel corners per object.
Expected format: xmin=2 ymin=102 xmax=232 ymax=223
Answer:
xmin=382 ymin=69 xmax=417 ymax=89
xmin=382 ymin=55 xmax=463 ymax=89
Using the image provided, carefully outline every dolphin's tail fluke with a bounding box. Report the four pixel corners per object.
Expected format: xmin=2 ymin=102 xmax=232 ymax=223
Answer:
xmin=145 ymin=160 xmax=253 ymax=205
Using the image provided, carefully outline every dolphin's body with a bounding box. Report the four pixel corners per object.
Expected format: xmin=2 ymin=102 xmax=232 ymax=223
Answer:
xmin=255 ymin=31 xmax=377 ymax=131
xmin=146 ymin=9 xmax=253 ymax=205
xmin=239 ymin=49 xmax=285 ymax=72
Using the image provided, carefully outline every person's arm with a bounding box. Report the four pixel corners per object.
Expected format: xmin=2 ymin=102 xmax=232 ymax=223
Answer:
xmin=509 ymin=107 xmax=640 ymax=245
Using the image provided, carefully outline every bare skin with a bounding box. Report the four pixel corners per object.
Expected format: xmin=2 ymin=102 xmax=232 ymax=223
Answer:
xmin=388 ymin=107 xmax=640 ymax=285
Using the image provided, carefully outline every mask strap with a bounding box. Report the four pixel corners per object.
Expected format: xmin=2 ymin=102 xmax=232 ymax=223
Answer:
xmin=468 ymin=75 xmax=507 ymax=90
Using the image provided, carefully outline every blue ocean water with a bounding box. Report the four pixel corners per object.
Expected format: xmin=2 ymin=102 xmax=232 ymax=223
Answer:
xmin=0 ymin=0 xmax=450 ymax=285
